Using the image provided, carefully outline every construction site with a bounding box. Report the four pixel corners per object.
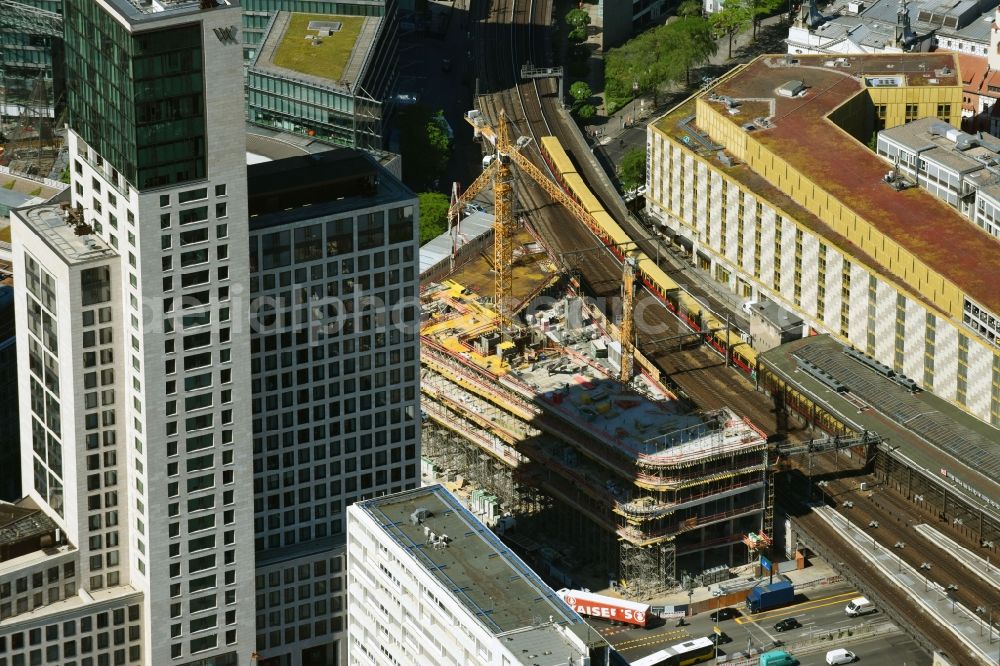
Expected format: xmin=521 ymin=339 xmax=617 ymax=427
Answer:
xmin=419 ymin=111 xmax=773 ymax=596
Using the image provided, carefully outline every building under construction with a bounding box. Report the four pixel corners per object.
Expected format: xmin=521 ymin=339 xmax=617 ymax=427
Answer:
xmin=420 ymin=268 xmax=771 ymax=596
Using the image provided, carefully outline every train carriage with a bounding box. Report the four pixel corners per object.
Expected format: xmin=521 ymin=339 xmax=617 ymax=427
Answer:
xmin=540 ymin=136 xmax=575 ymax=178
xmin=564 ymin=172 xmax=604 ymax=214
xmin=536 ymin=135 xmax=759 ymax=375
xmin=592 ymin=211 xmax=631 ymax=257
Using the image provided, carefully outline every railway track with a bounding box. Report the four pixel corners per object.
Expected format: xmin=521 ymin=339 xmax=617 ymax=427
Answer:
xmin=799 ymin=456 xmax=1000 ymax=617
xmin=466 ymin=7 xmax=994 ymax=657
xmin=467 ymin=0 xmax=800 ymax=438
xmin=788 ymin=485 xmax=989 ymax=666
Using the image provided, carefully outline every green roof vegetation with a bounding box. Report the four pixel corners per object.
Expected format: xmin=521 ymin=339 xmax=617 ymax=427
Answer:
xmin=272 ymin=13 xmax=365 ymax=81
xmin=0 ymin=226 xmax=11 ymax=243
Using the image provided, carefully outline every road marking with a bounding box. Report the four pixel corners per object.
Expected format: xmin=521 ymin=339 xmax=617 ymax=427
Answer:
xmin=612 ymin=629 xmax=691 ymax=652
xmin=734 ymin=591 xmax=858 ymax=624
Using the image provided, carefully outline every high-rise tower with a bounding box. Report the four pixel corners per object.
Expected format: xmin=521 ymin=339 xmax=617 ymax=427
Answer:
xmin=10 ymin=0 xmax=254 ymax=663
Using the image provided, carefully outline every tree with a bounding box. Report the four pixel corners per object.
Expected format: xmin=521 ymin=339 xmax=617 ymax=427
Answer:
xmin=398 ymin=105 xmax=452 ymax=191
xmin=618 ymin=148 xmax=646 ymax=192
xmin=570 ymin=81 xmax=593 ymax=105
xmin=678 ymin=0 xmax=704 ymax=16
xmin=576 ymin=104 xmax=596 ymax=119
xmin=662 ymin=17 xmax=717 ymax=85
xmin=565 ymin=8 xmax=591 ymax=42
xmin=710 ymin=0 xmax=752 ymax=59
xmin=743 ymin=0 xmax=783 ymax=37
xmin=418 ymin=192 xmax=450 ymax=244
xmin=565 ymin=8 xmax=591 ymax=28
xmin=604 ymin=18 xmax=714 ymax=107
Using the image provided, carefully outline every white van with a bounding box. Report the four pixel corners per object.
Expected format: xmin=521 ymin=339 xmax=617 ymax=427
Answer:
xmin=825 ymin=649 xmax=857 ymax=665
xmin=844 ymin=597 xmax=875 ymax=617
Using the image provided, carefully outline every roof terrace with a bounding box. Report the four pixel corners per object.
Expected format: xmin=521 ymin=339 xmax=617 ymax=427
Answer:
xmin=15 ymin=204 xmax=117 ymax=266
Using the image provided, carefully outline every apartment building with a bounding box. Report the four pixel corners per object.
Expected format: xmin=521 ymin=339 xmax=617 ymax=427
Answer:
xmin=7 ymin=0 xmax=255 ymax=663
xmin=246 ymin=141 xmax=421 ymax=666
xmin=346 ymin=485 xmax=607 ymax=666
xmin=647 ymin=53 xmax=1000 ymax=428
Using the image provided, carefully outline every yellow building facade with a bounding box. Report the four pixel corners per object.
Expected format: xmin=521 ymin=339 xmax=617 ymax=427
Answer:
xmin=647 ymin=53 xmax=1000 ymax=426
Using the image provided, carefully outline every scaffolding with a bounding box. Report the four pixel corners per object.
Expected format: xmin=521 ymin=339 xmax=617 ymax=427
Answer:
xmin=420 ymin=282 xmax=771 ymax=598
xmin=619 ymin=540 xmax=676 ymax=598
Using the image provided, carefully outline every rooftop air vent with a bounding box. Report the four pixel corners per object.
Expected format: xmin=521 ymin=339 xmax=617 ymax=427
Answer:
xmin=410 ymin=507 xmax=432 ymax=525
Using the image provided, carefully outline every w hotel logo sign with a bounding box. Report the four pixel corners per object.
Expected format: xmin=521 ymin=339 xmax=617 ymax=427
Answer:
xmin=213 ymin=25 xmax=239 ymax=44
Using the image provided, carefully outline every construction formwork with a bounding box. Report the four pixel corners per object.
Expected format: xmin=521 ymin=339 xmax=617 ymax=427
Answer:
xmin=420 ymin=281 xmax=770 ymax=596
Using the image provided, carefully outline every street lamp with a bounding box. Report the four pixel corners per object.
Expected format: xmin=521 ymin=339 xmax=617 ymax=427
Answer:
xmin=712 ymin=590 xmax=723 ymax=660
xmin=976 ymin=602 xmax=1000 ymax=644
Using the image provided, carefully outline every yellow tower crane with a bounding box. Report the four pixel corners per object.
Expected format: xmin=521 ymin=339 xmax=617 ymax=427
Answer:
xmin=454 ymin=109 xmax=638 ymax=365
xmin=620 ymin=255 xmax=638 ymax=384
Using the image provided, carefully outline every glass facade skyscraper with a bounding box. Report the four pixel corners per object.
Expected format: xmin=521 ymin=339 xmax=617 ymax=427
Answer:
xmin=63 ymin=2 xmax=207 ymax=189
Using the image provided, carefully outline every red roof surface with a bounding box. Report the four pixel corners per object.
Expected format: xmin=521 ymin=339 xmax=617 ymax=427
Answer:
xmin=706 ymin=54 xmax=1000 ymax=316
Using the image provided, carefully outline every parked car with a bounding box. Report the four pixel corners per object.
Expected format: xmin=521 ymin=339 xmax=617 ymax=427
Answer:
xmin=773 ymin=618 xmax=801 ymax=632
xmin=710 ymin=607 xmax=741 ymax=622
xmin=825 ymin=649 xmax=857 ymax=665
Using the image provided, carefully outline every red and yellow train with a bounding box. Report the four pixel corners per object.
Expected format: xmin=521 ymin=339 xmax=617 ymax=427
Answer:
xmin=538 ymin=135 xmax=757 ymax=373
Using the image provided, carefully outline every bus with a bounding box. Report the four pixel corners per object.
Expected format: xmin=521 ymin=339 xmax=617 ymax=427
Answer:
xmin=629 ymin=637 xmax=715 ymax=666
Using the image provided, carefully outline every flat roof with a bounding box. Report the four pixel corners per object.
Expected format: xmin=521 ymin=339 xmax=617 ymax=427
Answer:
xmin=101 ymin=0 xmax=241 ymax=26
xmin=354 ymin=485 xmax=600 ymax=663
xmin=669 ymin=53 xmax=1000 ymax=317
xmin=14 ymin=204 xmax=117 ymax=265
xmin=0 ymin=501 xmax=55 ymax=549
xmin=759 ymin=334 xmax=1000 ymax=514
xmin=421 ymin=282 xmax=767 ymax=464
xmin=792 ymin=0 xmax=997 ymax=47
xmin=251 ymin=11 xmax=379 ymax=92
xmin=879 ymin=116 xmax=1000 ymax=174
xmin=247 ymin=148 xmax=414 ymax=229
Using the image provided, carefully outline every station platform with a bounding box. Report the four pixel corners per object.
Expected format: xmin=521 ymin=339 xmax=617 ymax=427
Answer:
xmin=759 ymin=334 xmax=1000 ymax=525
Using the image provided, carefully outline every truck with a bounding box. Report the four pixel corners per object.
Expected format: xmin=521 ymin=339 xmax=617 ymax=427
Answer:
xmin=844 ymin=597 xmax=875 ymax=617
xmin=746 ymin=580 xmax=794 ymax=613
xmin=556 ymin=589 xmax=651 ymax=627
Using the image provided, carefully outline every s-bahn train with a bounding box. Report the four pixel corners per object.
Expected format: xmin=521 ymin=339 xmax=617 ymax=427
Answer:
xmin=538 ymin=135 xmax=757 ymax=373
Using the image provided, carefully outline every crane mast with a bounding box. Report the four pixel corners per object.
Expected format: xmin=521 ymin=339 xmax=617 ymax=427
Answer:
xmin=493 ymin=110 xmax=516 ymax=338
xmin=620 ymin=256 xmax=637 ymax=383
xmin=458 ymin=107 xmax=636 ymax=369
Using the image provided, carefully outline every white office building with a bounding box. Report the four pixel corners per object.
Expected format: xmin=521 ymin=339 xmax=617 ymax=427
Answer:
xmin=6 ymin=0 xmax=255 ymax=663
xmin=346 ymin=485 xmax=609 ymax=666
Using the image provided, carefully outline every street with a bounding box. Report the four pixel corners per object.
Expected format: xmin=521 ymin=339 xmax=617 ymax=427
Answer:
xmin=589 ymin=584 xmax=931 ymax=665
